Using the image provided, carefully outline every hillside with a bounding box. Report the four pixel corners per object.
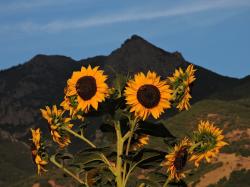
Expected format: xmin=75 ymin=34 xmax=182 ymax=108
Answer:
xmin=0 ymin=35 xmax=249 ymax=187
xmin=159 ymin=97 xmax=250 ymax=186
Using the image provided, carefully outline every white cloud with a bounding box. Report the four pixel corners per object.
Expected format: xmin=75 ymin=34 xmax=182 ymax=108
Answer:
xmin=0 ymin=0 xmax=77 ymax=12
xmin=1 ymin=0 xmax=250 ymax=33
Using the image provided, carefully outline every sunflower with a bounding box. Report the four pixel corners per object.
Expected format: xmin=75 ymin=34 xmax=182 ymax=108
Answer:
xmin=31 ymin=128 xmax=41 ymax=149
xmin=40 ymin=105 xmax=65 ymax=125
xmin=60 ymin=95 xmax=84 ymax=121
xmin=41 ymin=105 xmax=73 ymax=148
xmin=189 ymin=121 xmax=228 ymax=167
xmin=30 ymin=128 xmax=48 ymax=175
xmin=66 ymin=65 xmax=109 ymax=113
xmin=124 ymin=71 xmax=172 ymax=120
xmin=86 ymin=169 xmax=99 ymax=187
xmin=168 ymin=64 xmax=196 ymax=111
xmin=161 ymin=138 xmax=190 ymax=181
xmin=131 ymin=134 xmax=150 ymax=151
xmin=50 ymin=123 xmax=73 ymax=148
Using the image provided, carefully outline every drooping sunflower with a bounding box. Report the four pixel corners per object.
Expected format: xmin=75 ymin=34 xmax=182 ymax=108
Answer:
xmin=30 ymin=128 xmax=48 ymax=175
xmin=66 ymin=65 xmax=109 ymax=113
xmin=60 ymin=94 xmax=84 ymax=121
xmin=41 ymin=105 xmax=73 ymax=148
xmin=124 ymin=71 xmax=172 ymax=120
xmin=31 ymin=128 xmax=41 ymax=149
xmin=189 ymin=121 xmax=228 ymax=167
xmin=131 ymin=134 xmax=150 ymax=151
xmin=161 ymin=138 xmax=190 ymax=181
xmin=168 ymin=64 xmax=196 ymax=111
xmin=33 ymin=155 xmax=48 ymax=175
xmin=49 ymin=123 xmax=73 ymax=148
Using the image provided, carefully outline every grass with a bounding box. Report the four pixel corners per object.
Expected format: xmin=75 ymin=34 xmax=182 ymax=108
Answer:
xmin=161 ymin=99 xmax=250 ymax=145
xmin=0 ymin=140 xmax=34 ymax=186
xmin=208 ymin=169 xmax=250 ymax=187
xmin=158 ymin=98 xmax=250 ymax=186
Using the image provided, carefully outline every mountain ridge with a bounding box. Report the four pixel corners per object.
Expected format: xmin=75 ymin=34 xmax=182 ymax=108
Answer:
xmin=0 ymin=34 xmax=246 ymax=140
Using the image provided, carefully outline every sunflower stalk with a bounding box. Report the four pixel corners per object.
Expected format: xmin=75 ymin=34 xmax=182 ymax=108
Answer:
xmin=114 ymin=120 xmax=125 ymax=187
xmin=123 ymin=157 xmax=148 ymax=186
xmin=122 ymin=118 xmax=138 ymax=185
xmin=50 ymin=155 xmax=85 ymax=184
xmin=162 ymin=175 xmax=172 ymax=187
xmin=188 ymin=141 xmax=203 ymax=153
xmin=62 ymin=127 xmax=96 ymax=148
xmin=62 ymin=126 xmax=116 ymax=175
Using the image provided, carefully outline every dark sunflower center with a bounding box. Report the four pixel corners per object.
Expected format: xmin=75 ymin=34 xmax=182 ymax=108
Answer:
xmin=76 ymin=76 xmax=97 ymax=100
xmin=174 ymin=148 xmax=188 ymax=171
xmin=137 ymin=84 xmax=161 ymax=108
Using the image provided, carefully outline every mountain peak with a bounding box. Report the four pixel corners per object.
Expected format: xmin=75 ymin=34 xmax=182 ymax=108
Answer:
xmin=124 ymin=34 xmax=147 ymax=44
xmin=120 ymin=35 xmax=157 ymax=50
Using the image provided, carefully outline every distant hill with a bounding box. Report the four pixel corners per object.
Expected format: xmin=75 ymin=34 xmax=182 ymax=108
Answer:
xmin=210 ymin=75 xmax=250 ymax=100
xmin=0 ymin=35 xmax=249 ymax=187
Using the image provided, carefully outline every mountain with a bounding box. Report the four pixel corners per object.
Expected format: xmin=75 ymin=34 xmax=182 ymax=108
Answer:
xmin=0 ymin=35 xmax=249 ymax=186
xmin=0 ymin=35 xmax=240 ymax=140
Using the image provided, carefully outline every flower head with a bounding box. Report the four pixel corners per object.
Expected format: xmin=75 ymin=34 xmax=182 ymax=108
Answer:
xmin=190 ymin=121 xmax=228 ymax=167
xmin=131 ymin=134 xmax=150 ymax=151
xmin=30 ymin=128 xmax=48 ymax=175
xmin=168 ymin=64 xmax=196 ymax=111
xmin=161 ymin=138 xmax=190 ymax=181
xmin=124 ymin=71 xmax=172 ymax=120
xmin=31 ymin=128 xmax=41 ymax=149
xmin=41 ymin=105 xmax=73 ymax=148
xmin=60 ymin=95 xmax=84 ymax=121
xmin=65 ymin=65 xmax=109 ymax=113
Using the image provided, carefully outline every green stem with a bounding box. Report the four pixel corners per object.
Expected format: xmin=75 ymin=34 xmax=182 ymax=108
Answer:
xmin=163 ymin=176 xmax=171 ymax=187
xmin=122 ymin=134 xmax=132 ymax=183
xmin=85 ymin=173 xmax=90 ymax=187
xmin=63 ymin=127 xmax=96 ymax=148
xmin=122 ymin=131 xmax=131 ymax=142
xmin=50 ymin=155 xmax=85 ymax=184
xmin=123 ymin=155 xmax=151 ymax=186
xmin=122 ymin=118 xmax=137 ymax=186
xmin=63 ymin=127 xmax=116 ymax=176
xmin=115 ymin=121 xmax=124 ymax=187
xmin=189 ymin=141 xmax=202 ymax=153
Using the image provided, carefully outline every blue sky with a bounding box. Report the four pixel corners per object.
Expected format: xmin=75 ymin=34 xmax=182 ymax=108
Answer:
xmin=0 ymin=0 xmax=249 ymax=78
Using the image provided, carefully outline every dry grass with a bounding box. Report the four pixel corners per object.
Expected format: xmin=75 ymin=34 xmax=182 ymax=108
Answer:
xmin=195 ymin=153 xmax=250 ymax=187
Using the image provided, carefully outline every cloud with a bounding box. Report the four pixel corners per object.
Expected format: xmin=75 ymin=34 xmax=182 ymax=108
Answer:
xmin=0 ymin=0 xmax=76 ymax=12
xmin=1 ymin=0 xmax=250 ymax=33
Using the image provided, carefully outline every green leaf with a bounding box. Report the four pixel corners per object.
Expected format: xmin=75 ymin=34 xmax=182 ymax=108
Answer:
xmin=137 ymin=179 xmax=161 ymax=187
xmin=132 ymin=148 xmax=164 ymax=164
xmin=148 ymin=172 xmax=168 ymax=184
xmin=73 ymin=152 xmax=103 ymax=166
xmin=138 ymin=121 xmax=176 ymax=138
xmin=168 ymin=180 xmax=188 ymax=187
